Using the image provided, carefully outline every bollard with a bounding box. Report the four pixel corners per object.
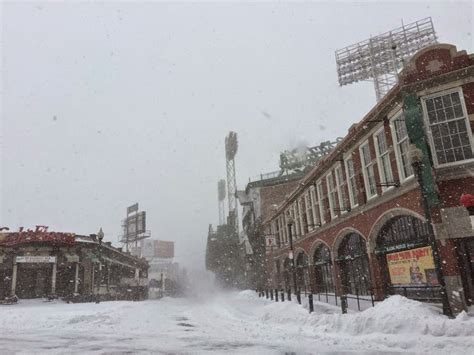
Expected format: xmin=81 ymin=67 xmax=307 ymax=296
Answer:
xmin=340 ymin=294 xmax=348 ymax=314
xmin=275 ymin=289 xmax=279 ymax=302
xmin=308 ymin=293 xmax=314 ymax=313
xmin=270 ymin=289 xmax=274 ymax=300
xmin=296 ymin=289 xmax=301 ymax=304
xmin=287 ymin=288 xmax=291 ymax=301
xmin=265 ymin=289 xmax=269 ymax=299
xmin=281 ymin=289 xmax=285 ymax=302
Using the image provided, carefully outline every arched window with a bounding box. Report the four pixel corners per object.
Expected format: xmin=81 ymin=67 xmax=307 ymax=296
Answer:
xmin=376 ymin=215 xmax=430 ymax=253
xmin=296 ymin=252 xmax=309 ymax=291
xmin=337 ymin=233 xmax=372 ymax=295
xmin=282 ymin=258 xmax=291 ymax=290
xmin=313 ymin=244 xmax=334 ymax=292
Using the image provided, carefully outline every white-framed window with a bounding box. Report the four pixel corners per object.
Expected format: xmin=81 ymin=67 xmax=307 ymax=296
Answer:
xmin=374 ymin=128 xmax=394 ymax=192
xmin=310 ymin=185 xmax=321 ymax=227
xmin=344 ymin=155 xmax=359 ymax=208
xmin=305 ymin=192 xmax=314 ymax=231
xmin=334 ymin=164 xmax=349 ymax=213
xmin=298 ymin=197 xmax=307 ymax=235
xmin=360 ymin=141 xmax=377 ymax=200
xmin=274 ymin=220 xmax=281 ymax=247
xmin=280 ymin=215 xmax=287 ymax=244
xmin=326 ymin=172 xmax=337 ymax=219
xmin=422 ymin=88 xmax=474 ymax=167
xmin=390 ymin=111 xmax=414 ymax=182
xmin=316 ymin=180 xmax=326 ymax=225
xmin=292 ymin=203 xmax=300 ymax=238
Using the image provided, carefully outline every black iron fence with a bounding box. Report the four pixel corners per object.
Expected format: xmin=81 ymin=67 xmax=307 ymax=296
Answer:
xmin=256 ymin=283 xmax=442 ymax=314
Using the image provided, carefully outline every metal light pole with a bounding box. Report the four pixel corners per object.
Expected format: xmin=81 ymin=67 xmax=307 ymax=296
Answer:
xmin=286 ymin=216 xmax=298 ymax=296
xmin=96 ymin=228 xmax=104 ymax=303
xmin=410 ymin=147 xmax=453 ymax=317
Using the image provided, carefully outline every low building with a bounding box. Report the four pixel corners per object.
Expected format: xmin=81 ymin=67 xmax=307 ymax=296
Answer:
xmin=262 ymin=44 xmax=474 ymax=313
xmin=0 ymin=227 xmax=148 ymax=301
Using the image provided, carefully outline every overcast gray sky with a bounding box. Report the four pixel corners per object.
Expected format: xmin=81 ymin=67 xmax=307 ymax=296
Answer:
xmin=1 ymin=1 xmax=472 ymax=269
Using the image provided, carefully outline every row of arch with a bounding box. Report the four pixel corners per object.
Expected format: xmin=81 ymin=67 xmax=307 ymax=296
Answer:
xmin=275 ymin=209 xmax=432 ymax=297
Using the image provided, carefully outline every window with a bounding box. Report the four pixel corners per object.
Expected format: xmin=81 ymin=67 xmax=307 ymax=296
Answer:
xmin=326 ymin=172 xmax=337 ymax=219
xmin=310 ymin=185 xmax=321 ymax=227
xmin=304 ymin=192 xmax=314 ymax=231
xmin=316 ymin=181 xmax=326 ymax=225
xmin=345 ymin=156 xmax=359 ymax=207
xmin=374 ymin=128 xmax=394 ymax=192
xmin=422 ymin=89 xmax=474 ymax=166
xmin=391 ymin=112 xmax=414 ymax=182
xmin=281 ymin=215 xmax=287 ymax=244
xmin=275 ymin=219 xmax=281 ymax=247
xmin=298 ymin=198 xmax=307 ymax=235
xmin=293 ymin=203 xmax=300 ymax=237
xmin=334 ymin=164 xmax=349 ymax=213
xmin=360 ymin=141 xmax=377 ymax=199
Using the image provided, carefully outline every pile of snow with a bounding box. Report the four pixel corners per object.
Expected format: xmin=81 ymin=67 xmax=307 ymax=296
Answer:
xmin=236 ymin=290 xmax=261 ymax=300
xmin=260 ymin=294 xmax=474 ymax=338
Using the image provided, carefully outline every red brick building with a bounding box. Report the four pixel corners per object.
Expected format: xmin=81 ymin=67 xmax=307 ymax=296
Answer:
xmin=262 ymin=44 xmax=474 ymax=313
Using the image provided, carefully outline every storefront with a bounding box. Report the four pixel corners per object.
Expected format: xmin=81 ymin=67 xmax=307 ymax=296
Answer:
xmin=374 ymin=215 xmax=438 ymax=301
xmin=0 ymin=229 xmax=149 ymax=301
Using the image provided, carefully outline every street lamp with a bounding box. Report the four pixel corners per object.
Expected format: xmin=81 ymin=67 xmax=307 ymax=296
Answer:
xmin=409 ymin=146 xmax=453 ymax=317
xmin=96 ymin=228 xmax=104 ymax=303
xmin=286 ymin=215 xmax=298 ymax=299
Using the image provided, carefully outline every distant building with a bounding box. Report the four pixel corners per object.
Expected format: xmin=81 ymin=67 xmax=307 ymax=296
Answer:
xmin=236 ymin=171 xmax=305 ymax=289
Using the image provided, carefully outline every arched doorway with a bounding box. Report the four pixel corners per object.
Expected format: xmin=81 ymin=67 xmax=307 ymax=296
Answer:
xmin=313 ymin=244 xmax=334 ymax=293
xmin=375 ymin=215 xmax=437 ymax=300
xmin=295 ymin=252 xmax=309 ymax=292
xmin=282 ymin=258 xmax=291 ymax=290
xmin=337 ymin=233 xmax=371 ymax=295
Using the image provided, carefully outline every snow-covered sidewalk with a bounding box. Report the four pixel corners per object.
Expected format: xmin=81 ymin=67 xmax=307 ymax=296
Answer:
xmin=0 ymin=290 xmax=473 ymax=354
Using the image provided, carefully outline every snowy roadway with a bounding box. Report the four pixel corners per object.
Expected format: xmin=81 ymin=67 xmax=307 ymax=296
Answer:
xmin=0 ymin=290 xmax=473 ymax=354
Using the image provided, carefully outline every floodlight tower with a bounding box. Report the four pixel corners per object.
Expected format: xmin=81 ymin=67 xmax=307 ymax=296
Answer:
xmin=217 ymin=179 xmax=226 ymax=225
xmin=225 ymin=132 xmax=239 ymax=233
xmin=336 ymin=17 xmax=437 ymax=101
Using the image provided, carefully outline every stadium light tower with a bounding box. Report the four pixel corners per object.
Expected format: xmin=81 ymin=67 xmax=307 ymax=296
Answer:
xmin=225 ymin=132 xmax=239 ymax=233
xmin=335 ymin=17 xmax=437 ymax=101
xmin=217 ymin=179 xmax=226 ymax=226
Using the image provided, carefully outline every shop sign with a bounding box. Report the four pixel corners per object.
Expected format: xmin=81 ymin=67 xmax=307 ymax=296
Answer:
xmin=16 ymin=256 xmax=56 ymax=263
xmin=386 ymin=246 xmax=438 ymax=286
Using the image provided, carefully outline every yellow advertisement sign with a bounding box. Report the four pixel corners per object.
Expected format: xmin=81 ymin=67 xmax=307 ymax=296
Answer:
xmin=386 ymin=246 xmax=438 ymax=286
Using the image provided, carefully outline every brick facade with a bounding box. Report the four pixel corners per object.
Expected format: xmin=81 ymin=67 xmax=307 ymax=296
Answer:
xmin=262 ymin=44 xmax=474 ymax=313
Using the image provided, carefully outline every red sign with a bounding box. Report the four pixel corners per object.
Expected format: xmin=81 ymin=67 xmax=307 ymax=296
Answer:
xmin=0 ymin=230 xmax=75 ymax=247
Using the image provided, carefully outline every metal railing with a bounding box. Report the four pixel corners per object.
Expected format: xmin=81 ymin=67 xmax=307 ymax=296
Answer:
xmin=256 ymin=283 xmax=443 ymax=314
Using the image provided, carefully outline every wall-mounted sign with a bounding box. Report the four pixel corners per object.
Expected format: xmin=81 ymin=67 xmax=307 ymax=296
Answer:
xmin=265 ymin=236 xmax=276 ymax=247
xmin=16 ymin=256 xmax=56 ymax=263
xmin=386 ymin=246 xmax=438 ymax=286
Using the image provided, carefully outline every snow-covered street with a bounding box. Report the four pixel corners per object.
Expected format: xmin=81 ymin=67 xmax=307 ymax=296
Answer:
xmin=0 ymin=290 xmax=473 ymax=354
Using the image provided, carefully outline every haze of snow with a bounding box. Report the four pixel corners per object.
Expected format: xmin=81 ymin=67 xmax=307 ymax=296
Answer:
xmin=0 ymin=287 xmax=472 ymax=353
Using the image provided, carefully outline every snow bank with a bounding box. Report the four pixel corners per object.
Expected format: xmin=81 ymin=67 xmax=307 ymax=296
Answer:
xmin=236 ymin=290 xmax=260 ymax=300
xmin=260 ymin=294 xmax=474 ymax=339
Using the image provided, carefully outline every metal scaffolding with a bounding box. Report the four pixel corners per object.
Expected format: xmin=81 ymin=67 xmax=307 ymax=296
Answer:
xmin=335 ymin=17 xmax=437 ymax=101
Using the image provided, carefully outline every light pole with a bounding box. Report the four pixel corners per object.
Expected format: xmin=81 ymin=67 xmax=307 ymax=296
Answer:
xmin=96 ymin=228 xmax=104 ymax=303
xmin=409 ymin=147 xmax=453 ymax=317
xmin=286 ymin=216 xmax=298 ymax=297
